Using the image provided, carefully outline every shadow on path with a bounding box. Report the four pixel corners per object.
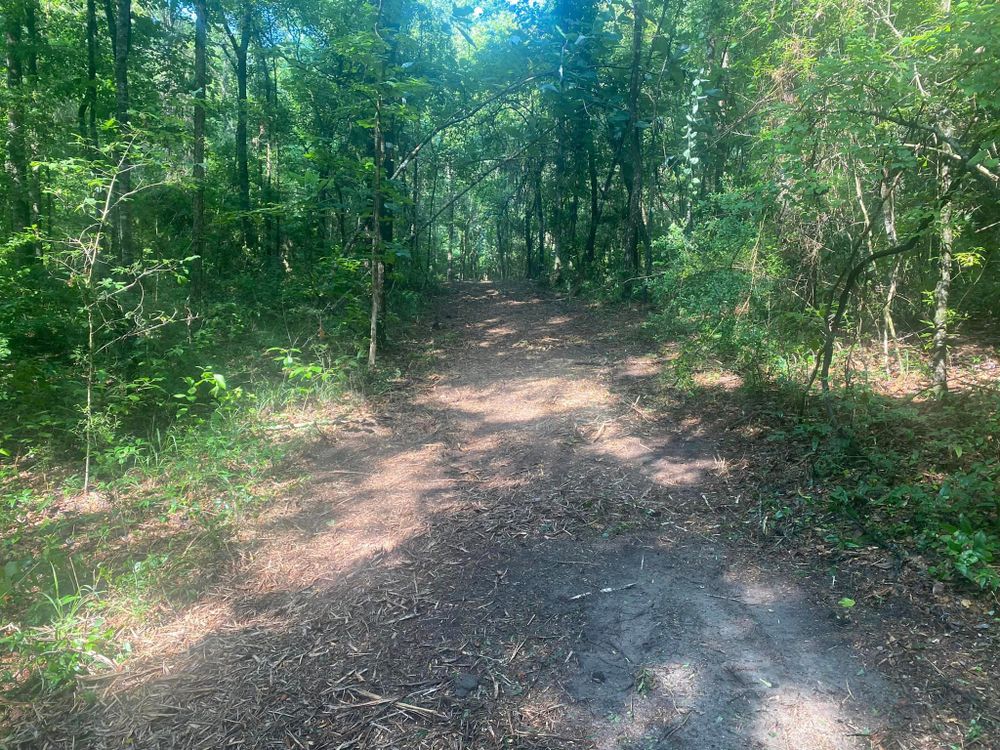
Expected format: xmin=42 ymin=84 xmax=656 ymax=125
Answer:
xmin=28 ymin=283 xmax=904 ymax=749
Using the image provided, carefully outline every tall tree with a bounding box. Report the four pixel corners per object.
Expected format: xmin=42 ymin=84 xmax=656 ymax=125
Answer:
xmin=79 ymin=0 xmax=100 ymax=149
xmin=108 ymin=0 xmax=134 ymax=264
xmin=192 ymin=0 xmax=209 ymax=287
xmin=624 ymin=0 xmax=647 ymax=281
xmin=932 ymin=138 xmax=954 ymax=398
xmin=4 ymin=0 xmax=31 ymax=263
xmin=223 ymin=5 xmax=253 ymax=253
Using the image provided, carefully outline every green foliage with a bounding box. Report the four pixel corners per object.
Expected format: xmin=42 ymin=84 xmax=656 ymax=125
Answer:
xmin=936 ymin=526 xmax=1000 ymax=590
xmin=645 ymin=191 xmax=804 ymax=386
xmin=0 ymin=567 xmax=118 ymax=692
xmin=766 ymin=389 xmax=1000 ymax=590
xmin=0 ymin=356 xmax=303 ymax=695
xmin=0 ymin=0 xmax=997 ymax=724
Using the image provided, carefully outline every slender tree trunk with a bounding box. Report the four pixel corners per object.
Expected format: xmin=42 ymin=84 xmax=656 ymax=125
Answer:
xmin=625 ymin=0 xmax=645 ymax=283
xmin=585 ymin=142 xmax=598 ymax=268
xmin=236 ymin=23 xmax=251 ymax=251
xmin=426 ymin=157 xmax=437 ymax=275
xmin=80 ymin=0 xmax=99 ymax=149
xmin=931 ymin=0 xmax=954 ymax=398
xmin=334 ymin=183 xmax=347 ymax=245
xmin=524 ymin=192 xmax=533 ymax=278
xmin=24 ymin=0 xmax=40 ymax=237
xmin=225 ymin=9 xmax=252 ymax=252
xmin=368 ymin=94 xmax=385 ymax=367
xmin=932 ymin=156 xmax=953 ymax=398
xmin=111 ymin=0 xmax=133 ymax=265
xmin=496 ymin=216 xmax=505 ymax=279
xmin=460 ymin=226 xmax=467 ymax=280
xmin=552 ymin=116 xmax=566 ymax=282
xmin=880 ymin=171 xmax=902 ymax=372
xmin=192 ymin=0 xmax=208 ymax=288
xmin=367 ymin=0 xmax=399 ymax=361
xmin=447 ymin=166 xmax=455 ymax=281
xmin=5 ymin=2 xmax=32 ymax=265
xmin=260 ymin=54 xmax=281 ymax=272
xmin=535 ymin=163 xmax=545 ymax=277
xmin=568 ymin=187 xmax=579 ymax=266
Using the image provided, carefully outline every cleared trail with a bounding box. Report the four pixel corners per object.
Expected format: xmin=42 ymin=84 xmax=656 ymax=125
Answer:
xmin=44 ymin=284 xmax=904 ymax=749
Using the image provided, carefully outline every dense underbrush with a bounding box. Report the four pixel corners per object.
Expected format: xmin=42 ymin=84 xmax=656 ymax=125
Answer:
xmin=642 ymin=250 xmax=999 ymax=592
xmin=0 ymin=264 xmax=429 ymax=704
xmin=768 ymin=387 xmax=1000 ymax=591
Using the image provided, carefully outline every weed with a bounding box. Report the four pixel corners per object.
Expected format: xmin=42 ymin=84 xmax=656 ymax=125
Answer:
xmin=633 ymin=667 xmax=656 ymax=696
xmin=765 ymin=388 xmax=1000 ymax=590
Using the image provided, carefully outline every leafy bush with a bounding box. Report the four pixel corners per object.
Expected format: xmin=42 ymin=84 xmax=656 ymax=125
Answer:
xmin=774 ymin=389 xmax=1000 ymax=589
xmin=0 ymin=569 xmax=119 ymax=692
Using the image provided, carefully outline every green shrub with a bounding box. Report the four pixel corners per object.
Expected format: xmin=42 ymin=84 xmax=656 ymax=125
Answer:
xmin=773 ymin=389 xmax=1000 ymax=590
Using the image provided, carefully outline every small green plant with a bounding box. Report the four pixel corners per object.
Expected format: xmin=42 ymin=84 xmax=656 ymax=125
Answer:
xmin=764 ymin=388 xmax=1000 ymax=592
xmin=934 ymin=527 xmax=1000 ymax=590
xmin=173 ymin=368 xmax=246 ymax=420
xmin=0 ymin=565 xmax=118 ymax=693
xmin=633 ymin=667 xmax=656 ymax=697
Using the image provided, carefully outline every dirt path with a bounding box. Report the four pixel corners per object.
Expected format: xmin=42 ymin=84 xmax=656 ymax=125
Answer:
xmin=43 ymin=283 xmax=914 ymax=749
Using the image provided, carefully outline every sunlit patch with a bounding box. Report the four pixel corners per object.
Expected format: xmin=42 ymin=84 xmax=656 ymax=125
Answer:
xmin=60 ymin=285 xmax=896 ymax=747
xmin=616 ymin=354 xmax=661 ymax=379
xmin=752 ymin=690 xmax=866 ymax=749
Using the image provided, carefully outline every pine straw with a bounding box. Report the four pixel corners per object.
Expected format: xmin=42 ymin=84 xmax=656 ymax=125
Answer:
xmin=13 ymin=284 xmax=993 ymax=749
xmin=14 ymin=441 xmax=681 ymax=749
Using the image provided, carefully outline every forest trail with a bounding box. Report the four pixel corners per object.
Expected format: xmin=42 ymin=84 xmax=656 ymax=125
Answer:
xmin=58 ymin=284 xmax=902 ymax=749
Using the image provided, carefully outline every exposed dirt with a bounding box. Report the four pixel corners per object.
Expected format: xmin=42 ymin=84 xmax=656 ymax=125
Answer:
xmin=19 ymin=283 xmax=988 ymax=749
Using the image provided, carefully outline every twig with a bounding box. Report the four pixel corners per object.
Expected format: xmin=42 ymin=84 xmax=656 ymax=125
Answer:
xmin=568 ymin=583 xmax=636 ymax=601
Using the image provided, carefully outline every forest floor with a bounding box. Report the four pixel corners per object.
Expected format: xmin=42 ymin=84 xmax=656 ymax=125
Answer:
xmin=22 ymin=282 xmax=997 ymax=749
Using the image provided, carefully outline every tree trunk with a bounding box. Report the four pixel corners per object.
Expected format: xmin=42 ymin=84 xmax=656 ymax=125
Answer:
xmin=880 ymin=170 xmax=902 ymax=372
xmin=426 ymin=157 xmax=437 ymax=275
xmin=80 ymin=0 xmax=99 ymax=149
xmin=524 ymin=192 xmax=533 ymax=278
xmin=192 ymin=0 xmax=208 ymax=288
xmin=368 ymin=94 xmax=385 ymax=368
xmin=225 ymin=8 xmax=253 ymax=252
xmin=460 ymin=224 xmax=468 ymax=280
xmin=931 ymin=0 xmax=954 ymax=398
xmin=5 ymin=2 xmax=32 ymax=265
xmin=932 ymin=157 xmax=953 ymax=398
xmin=535 ymin=164 xmax=545 ymax=277
xmin=584 ymin=142 xmax=598 ymax=269
xmin=625 ymin=0 xmax=645 ymax=283
xmin=24 ymin=0 xmax=40 ymax=237
xmin=111 ymin=0 xmax=133 ymax=265
xmin=496 ymin=216 xmax=505 ymax=279
xmin=447 ymin=166 xmax=455 ymax=281
xmin=261 ymin=54 xmax=281 ymax=272
xmin=236 ymin=20 xmax=251 ymax=251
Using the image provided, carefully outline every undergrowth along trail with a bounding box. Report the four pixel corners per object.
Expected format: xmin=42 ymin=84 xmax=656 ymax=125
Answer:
xmin=8 ymin=282 xmax=995 ymax=749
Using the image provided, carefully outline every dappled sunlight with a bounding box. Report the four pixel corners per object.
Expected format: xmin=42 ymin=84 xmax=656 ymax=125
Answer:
xmin=615 ymin=354 xmax=662 ymax=381
xmin=34 ymin=284 xmax=899 ymax=748
xmin=539 ymin=538 xmax=889 ymax=749
xmin=118 ymin=439 xmax=458 ymax=672
xmin=585 ymin=430 xmax=713 ymax=488
xmin=423 ymin=375 xmax=612 ymax=423
xmin=753 ymin=689 xmax=866 ymax=750
xmin=249 ymin=442 xmax=454 ymax=589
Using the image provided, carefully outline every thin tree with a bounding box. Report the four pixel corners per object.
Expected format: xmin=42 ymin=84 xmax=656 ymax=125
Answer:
xmin=192 ymin=0 xmax=208 ymax=288
xmin=113 ymin=0 xmax=133 ymax=264
xmin=4 ymin=0 xmax=32 ymax=264
xmin=223 ymin=5 xmax=253 ymax=253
